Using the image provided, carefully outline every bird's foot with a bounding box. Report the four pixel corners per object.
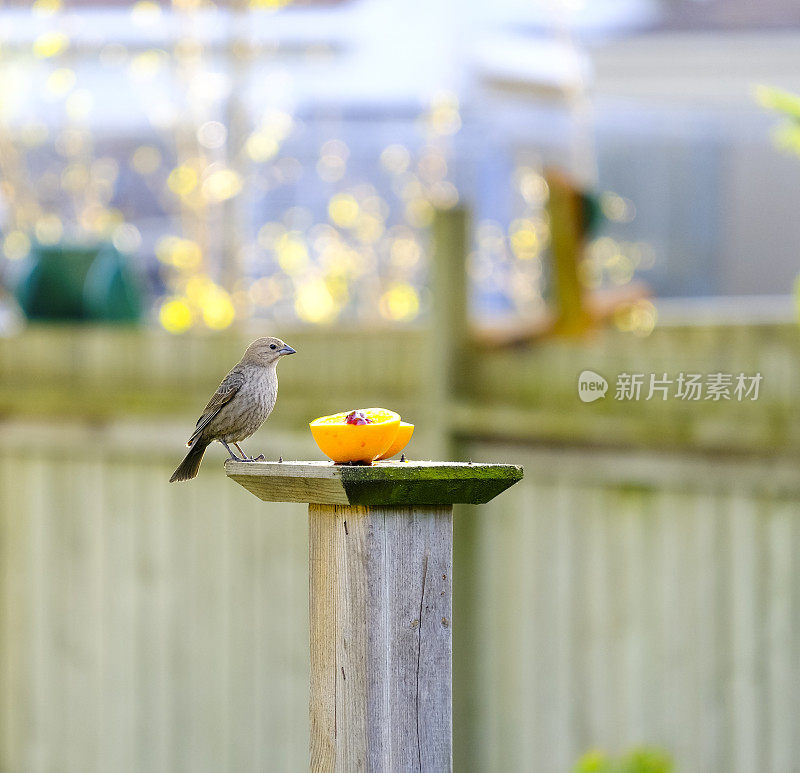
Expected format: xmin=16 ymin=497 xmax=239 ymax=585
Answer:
xmin=239 ymin=454 xmax=265 ymax=462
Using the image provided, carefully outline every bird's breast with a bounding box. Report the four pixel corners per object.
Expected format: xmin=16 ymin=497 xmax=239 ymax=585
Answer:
xmin=213 ymin=368 xmax=278 ymax=443
xmin=243 ymin=371 xmax=277 ymax=415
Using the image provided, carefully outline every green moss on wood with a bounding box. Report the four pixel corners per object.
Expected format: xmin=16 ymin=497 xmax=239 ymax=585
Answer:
xmin=337 ymin=463 xmax=522 ymax=483
xmin=340 ymin=463 xmax=522 ymax=506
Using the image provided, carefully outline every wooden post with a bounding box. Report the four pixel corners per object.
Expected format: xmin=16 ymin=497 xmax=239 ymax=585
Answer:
xmin=430 ymin=207 xmax=469 ymax=459
xmin=225 ymin=460 xmax=522 ymax=771
xmin=544 ymin=167 xmax=593 ymax=337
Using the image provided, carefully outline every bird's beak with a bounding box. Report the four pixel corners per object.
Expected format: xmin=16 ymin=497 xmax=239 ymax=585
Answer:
xmin=278 ymin=345 xmax=296 ymax=356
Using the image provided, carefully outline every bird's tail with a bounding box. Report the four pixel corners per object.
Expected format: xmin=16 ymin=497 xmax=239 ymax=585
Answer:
xmin=169 ymin=439 xmax=210 ymax=483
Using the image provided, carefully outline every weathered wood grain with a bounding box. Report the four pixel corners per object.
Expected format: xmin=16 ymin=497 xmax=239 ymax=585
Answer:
xmin=309 ymin=504 xmax=452 ymax=772
xmin=226 ymin=460 xmax=523 ymax=507
xmin=0 ymin=453 xmax=33 ymax=773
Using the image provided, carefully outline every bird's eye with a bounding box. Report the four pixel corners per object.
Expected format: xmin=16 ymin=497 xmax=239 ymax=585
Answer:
xmin=270 ymin=344 xmax=277 ymax=350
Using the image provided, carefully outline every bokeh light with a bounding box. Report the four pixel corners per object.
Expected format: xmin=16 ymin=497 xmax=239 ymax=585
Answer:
xmin=0 ymin=2 xmax=649 ymax=336
xmin=33 ymin=32 xmax=69 ymax=59
xmin=3 ymin=231 xmax=31 ymax=261
xmin=197 ymin=121 xmax=227 ymax=150
xmin=328 ymin=194 xmax=360 ymax=228
xmin=380 ymin=283 xmax=419 ymax=322
xmin=202 ymin=168 xmax=242 ymax=202
xmin=295 ymin=280 xmax=336 ymax=324
xmin=130 ymin=145 xmax=162 ymax=175
xmin=32 ymin=0 xmax=61 ymax=16
xmin=159 ymin=296 xmax=193 ymax=334
xmin=35 ymin=214 xmax=63 ymax=245
xmin=613 ymin=298 xmax=657 ymax=337
xmin=167 ymin=164 xmax=199 ymax=198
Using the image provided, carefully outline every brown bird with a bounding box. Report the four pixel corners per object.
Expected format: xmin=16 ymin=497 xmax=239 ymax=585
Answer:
xmin=169 ymin=336 xmax=296 ymax=482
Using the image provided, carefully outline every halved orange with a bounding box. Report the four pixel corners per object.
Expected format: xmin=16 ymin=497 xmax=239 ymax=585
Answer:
xmin=309 ymin=408 xmax=401 ymax=464
xmin=375 ymin=421 xmax=414 ymax=460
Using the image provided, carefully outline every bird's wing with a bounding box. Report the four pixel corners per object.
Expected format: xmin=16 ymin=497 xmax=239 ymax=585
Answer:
xmin=186 ymin=369 xmax=245 ymax=446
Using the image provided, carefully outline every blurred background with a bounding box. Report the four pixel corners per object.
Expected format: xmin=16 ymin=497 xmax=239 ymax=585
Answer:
xmin=2 ymin=0 xmax=800 ymax=771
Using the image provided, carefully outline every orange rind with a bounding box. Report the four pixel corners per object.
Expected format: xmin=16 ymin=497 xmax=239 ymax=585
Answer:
xmin=375 ymin=421 xmax=414 ymax=460
xmin=310 ymin=408 xmax=401 ymax=464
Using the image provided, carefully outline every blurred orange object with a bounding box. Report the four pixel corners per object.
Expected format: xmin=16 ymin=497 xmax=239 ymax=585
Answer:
xmin=309 ymin=408 xmax=400 ymax=464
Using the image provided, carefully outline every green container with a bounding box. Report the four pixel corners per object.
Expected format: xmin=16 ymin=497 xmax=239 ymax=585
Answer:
xmin=15 ymin=241 xmax=143 ymax=323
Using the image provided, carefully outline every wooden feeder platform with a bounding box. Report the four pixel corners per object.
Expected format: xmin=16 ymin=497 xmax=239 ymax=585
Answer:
xmin=226 ymin=459 xmax=523 ymax=771
xmin=225 ymin=459 xmax=523 ymax=507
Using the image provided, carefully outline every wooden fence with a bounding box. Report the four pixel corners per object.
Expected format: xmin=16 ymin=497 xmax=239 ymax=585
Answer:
xmin=1 ymin=321 xmax=799 ymax=772
xmin=457 ymin=443 xmax=800 ymax=773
